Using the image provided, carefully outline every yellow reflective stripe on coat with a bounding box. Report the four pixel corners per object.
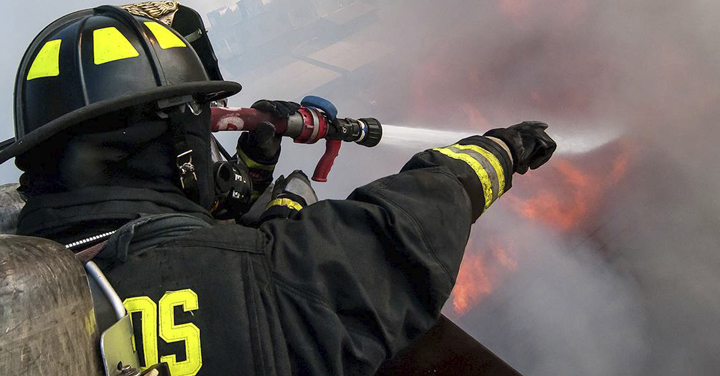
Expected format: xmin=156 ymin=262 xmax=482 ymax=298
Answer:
xmin=27 ymin=39 xmax=62 ymax=81
xmin=434 ymin=147 xmax=495 ymax=210
xmin=450 ymin=144 xmax=505 ymax=196
xmin=94 ymin=27 xmax=140 ymax=65
xmin=145 ymin=22 xmax=187 ymax=49
xmin=266 ymin=198 xmax=304 ymax=212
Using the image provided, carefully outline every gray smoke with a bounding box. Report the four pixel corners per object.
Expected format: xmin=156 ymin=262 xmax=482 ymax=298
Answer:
xmin=259 ymin=1 xmax=720 ymax=375
xmin=337 ymin=1 xmax=720 ymax=375
xmin=2 ymin=0 xmax=719 ymax=375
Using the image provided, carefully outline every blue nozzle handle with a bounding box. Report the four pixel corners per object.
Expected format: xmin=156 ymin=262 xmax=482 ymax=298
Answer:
xmin=301 ymin=95 xmax=338 ymax=121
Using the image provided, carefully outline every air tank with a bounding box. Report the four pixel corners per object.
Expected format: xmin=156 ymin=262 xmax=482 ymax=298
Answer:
xmin=0 ymin=235 xmax=103 ymax=375
xmin=0 ymin=183 xmax=24 ymax=234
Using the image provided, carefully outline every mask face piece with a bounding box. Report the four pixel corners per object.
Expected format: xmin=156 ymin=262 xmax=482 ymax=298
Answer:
xmin=166 ymin=101 xmax=254 ymax=214
xmin=209 ymin=160 xmax=252 ymax=220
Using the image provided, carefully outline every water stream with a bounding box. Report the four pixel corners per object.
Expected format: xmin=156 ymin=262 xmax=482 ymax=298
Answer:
xmin=380 ymin=124 xmax=624 ymax=155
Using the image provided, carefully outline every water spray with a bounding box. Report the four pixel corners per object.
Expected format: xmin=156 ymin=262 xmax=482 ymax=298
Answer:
xmin=380 ymin=123 xmax=623 ymax=155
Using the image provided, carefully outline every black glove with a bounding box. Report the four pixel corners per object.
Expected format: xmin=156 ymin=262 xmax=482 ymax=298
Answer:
xmin=237 ymin=121 xmax=281 ymax=164
xmin=237 ymin=100 xmax=301 ymax=201
xmin=484 ymin=121 xmax=556 ymax=174
xmin=236 ymin=121 xmax=279 ymax=203
xmin=236 ymin=100 xmax=301 ymax=163
xmin=250 ymin=99 xmax=301 ymax=118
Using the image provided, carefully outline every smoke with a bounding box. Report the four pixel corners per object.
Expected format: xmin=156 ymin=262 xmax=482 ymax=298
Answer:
xmin=247 ymin=0 xmax=720 ymax=375
xmin=457 ymin=220 xmax=650 ymax=376
xmin=329 ymin=1 xmax=720 ymax=375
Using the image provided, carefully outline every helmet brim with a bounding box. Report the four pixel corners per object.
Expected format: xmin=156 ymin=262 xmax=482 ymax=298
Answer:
xmin=0 ymin=80 xmax=241 ymax=165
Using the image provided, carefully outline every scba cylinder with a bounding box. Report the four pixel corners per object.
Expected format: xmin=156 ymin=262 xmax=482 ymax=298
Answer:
xmin=0 ymin=235 xmax=103 ymax=375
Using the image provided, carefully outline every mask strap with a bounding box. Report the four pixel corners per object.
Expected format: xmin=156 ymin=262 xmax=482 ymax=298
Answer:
xmin=166 ymin=105 xmax=200 ymax=203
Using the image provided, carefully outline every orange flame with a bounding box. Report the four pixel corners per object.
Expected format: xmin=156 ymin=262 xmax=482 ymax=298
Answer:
xmin=452 ymin=254 xmax=493 ymax=315
xmin=508 ymin=161 xmax=597 ymax=230
xmin=451 ymin=242 xmax=518 ymax=316
xmin=448 ymin=146 xmax=632 ymax=315
xmin=508 ymin=144 xmax=633 ymax=230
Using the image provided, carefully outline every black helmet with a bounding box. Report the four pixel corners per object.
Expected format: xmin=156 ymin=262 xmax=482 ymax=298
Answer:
xmin=0 ymin=5 xmax=241 ymax=164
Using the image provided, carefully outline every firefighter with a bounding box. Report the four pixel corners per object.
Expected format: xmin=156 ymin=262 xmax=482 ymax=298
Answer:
xmin=1 ymin=5 xmax=555 ymax=376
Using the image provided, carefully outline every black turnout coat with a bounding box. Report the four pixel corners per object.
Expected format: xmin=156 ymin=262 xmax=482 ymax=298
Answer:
xmin=101 ymin=136 xmax=512 ymax=376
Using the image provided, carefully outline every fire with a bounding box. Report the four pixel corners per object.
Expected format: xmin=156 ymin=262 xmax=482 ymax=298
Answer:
xmin=452 ymin=254 xmax=492 ymax=315
xmin=508 ymin=143 xmax=633 ymax=231
xmin=449 ymin=145 xmax=632 ymax=315
xmin=450 ymin=242 xmax=518 ymax=316
xmin=448 ymin=144 xmax=631 ymax=315
xmin=507 ymin=161 xmax=595 ymax=230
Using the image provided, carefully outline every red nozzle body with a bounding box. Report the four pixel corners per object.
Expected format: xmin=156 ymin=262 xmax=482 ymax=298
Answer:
xmin=210 ymin=106 xmax=381 ymax=182
xmin=211 ymin=106 xmax=337 ymax=182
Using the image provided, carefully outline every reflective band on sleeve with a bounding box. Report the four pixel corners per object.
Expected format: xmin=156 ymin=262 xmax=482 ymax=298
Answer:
xmin=266 ymin=198 xmax=304 ymax=212
xmin=451 ymin=144 xmax=505 ymax=196
xmin=434 ymin=142 xmax=508 ymax=210
xmin=434 ymin=147 xmax=495 ymax=210
xmin=145 ymin=22 xmax=187 ymax=49
xmin=448 ymin=147 xmax=499 ymax=200
xmin=27 ymin=39 xmax=62 ymax=81
xmin=237 ymin=148 xmax=276 ymax=171
xmin=94 ymin=27 xmax=140 ymax=65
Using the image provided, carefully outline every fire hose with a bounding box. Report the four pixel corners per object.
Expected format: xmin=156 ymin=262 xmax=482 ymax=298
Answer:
xmin=211 ymin=96 xmax=383 ymax=182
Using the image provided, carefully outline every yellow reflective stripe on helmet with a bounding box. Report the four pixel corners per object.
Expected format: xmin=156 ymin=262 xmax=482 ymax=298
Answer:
xmin=434 ymin=147 xmax=495 ymax=210
xmin=451 ymin=144 xmax=506 ymax=196
xmin=93 ymin=27 xmax=140 ymax=65
xmin=27 ymin=39 xmax=62 ymax=81
xmin=266 ymin=198 xmax=304 ymax=212
xmin=144 ymin=22 xmax=187 ymax=49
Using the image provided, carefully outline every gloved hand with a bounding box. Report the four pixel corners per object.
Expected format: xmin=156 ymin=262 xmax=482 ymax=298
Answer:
xmin=237 ymin=121 xmax=281 ymax=163
xmin=271 ymin=170 xmax=318 ymax=207
xmin=236 ymin=100 xmax=301 ymax=201
xmin=250 ymin=99 xmax=301 ymax=118
xmin=484 ymin=121 xmax=556 ymax=174
xmin=237 ymin=100 xmax=301 ymax=162
xmin=261 ymin=170 xmax=318 ymax=221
